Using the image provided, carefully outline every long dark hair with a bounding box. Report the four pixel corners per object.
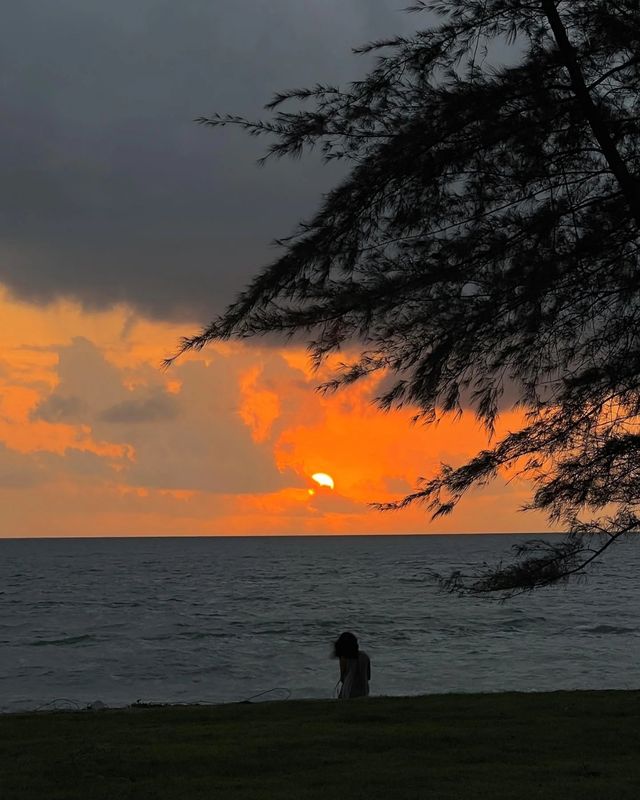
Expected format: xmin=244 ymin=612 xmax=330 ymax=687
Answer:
xmin=333 ymin=631 xmax=359 ymax=660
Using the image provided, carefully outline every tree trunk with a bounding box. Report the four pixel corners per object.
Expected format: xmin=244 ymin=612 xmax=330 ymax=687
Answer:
xmin=542 ymin=0 xmax=640 ymax=228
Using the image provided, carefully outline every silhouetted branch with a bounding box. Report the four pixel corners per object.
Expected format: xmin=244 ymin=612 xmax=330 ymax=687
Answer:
xmin=433 ymin=514 xmax=639 ymax=598
xmin=176 ymin=0 xmax=640 ymax=593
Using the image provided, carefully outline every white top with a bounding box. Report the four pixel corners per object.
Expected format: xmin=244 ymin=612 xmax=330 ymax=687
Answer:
xmin=340 ymin=651 xmax=370 ymax=698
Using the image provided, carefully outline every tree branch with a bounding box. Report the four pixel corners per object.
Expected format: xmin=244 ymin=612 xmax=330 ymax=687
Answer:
xmin=541 ymin=0 xmax=640 ymax=226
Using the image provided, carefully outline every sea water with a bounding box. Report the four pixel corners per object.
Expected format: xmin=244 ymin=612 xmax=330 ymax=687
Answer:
xmin=1 ymin=534 xmax=639 ymax=713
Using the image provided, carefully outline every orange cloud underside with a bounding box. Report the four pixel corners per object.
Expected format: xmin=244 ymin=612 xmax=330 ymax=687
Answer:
xmin=0 ymin=287 xmax=550 ymax=537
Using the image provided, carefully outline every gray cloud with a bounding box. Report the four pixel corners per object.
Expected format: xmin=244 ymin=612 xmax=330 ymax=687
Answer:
xmin=0 ymin=442 xmax=115 ymax=489
xmin=0 ymin=443 xmax=43 ymax=489
xmin=33 ymin=336 xmax=297 ymax=494
xmin=31 ymin=394 xmax=86 ymax=423
xmin=99 ymin=392 xmax=179 ymax=424
xmin=39 ymin=448 xmax=119 ymax=482
xmin=0 ymin=1 xmax=418 ymax=323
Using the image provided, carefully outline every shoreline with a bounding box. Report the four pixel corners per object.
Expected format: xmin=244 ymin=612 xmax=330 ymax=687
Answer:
xmin=3 ymin=684 xmax=638 ymax=717
xmin=3 ymin=684 xmax=639 ymax=717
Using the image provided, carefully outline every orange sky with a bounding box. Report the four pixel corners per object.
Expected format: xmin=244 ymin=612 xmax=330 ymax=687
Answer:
xmin=0 ymin=287 xmax=552 ymax=537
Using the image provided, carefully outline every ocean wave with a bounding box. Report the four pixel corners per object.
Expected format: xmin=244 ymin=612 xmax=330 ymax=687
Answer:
xmin=181 ymin=631 xmax=230 ymax=640
xmin=3 ymin=534 xmax=640 ymax=710
xmin=28 ymin=634 xmax=95 ymax=647
xmin=575 ymin=624 xmax=637 ymax=635
xmin=142 ymin=631 xmax=230 ymax=642
xmin=498 ymin=616 xmax=547 ymax=630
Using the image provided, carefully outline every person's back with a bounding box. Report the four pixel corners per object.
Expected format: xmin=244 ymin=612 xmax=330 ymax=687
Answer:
xmin=333 ymin=632 xmax=371 ymax=699
xmin=340 ymin=650 xmax=370 ymax=699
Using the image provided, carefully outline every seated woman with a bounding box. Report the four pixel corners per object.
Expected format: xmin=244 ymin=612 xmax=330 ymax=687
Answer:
xmin=333 ymin=631 xmax=371 ymax=699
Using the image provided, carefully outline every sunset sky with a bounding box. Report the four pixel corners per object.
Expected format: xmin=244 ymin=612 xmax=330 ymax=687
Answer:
xmin=0 ymin=1 xmax=551 ymax=537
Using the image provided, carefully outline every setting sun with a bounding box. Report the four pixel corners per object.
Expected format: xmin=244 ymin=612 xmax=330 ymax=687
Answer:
xmin=311 ymin=472 xmax=335 ymax=490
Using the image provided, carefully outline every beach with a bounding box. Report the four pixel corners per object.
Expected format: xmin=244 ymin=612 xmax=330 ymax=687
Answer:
xmin=1 ymin=690 xmax=639 ymax=799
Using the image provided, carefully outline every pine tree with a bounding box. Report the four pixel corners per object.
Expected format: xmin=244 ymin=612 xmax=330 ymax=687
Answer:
xmin=173 ymin=1 xmax=640 ymax=596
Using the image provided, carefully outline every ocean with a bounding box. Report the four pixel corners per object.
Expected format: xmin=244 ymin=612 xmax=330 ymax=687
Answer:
xmin=1 ymin=534 xmax=639 ymax=713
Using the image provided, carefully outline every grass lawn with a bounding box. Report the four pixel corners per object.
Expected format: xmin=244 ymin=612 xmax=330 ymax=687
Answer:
xmin=0 ymin=690 xmax=639 ymax=799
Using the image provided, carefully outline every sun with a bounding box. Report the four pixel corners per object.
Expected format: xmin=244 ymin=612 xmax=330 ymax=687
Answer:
xmin=311 ymin=472 xmax=335 ymax=490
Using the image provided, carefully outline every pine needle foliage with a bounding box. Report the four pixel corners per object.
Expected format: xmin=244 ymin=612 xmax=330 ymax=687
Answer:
xmin=175 ymin=1 xmax=640 ymax=595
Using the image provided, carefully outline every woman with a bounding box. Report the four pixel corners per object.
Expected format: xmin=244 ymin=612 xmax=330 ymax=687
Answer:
xmin=333 ymin=631 xmax=371 ymax=699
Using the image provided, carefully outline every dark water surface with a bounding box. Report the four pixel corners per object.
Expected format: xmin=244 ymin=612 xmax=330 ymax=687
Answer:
xmin=1 ymin=534 xmax=639 ymax=712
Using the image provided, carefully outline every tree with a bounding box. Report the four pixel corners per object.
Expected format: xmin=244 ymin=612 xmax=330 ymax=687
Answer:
xmin=172 ymin=1 xmax=640 ymax=596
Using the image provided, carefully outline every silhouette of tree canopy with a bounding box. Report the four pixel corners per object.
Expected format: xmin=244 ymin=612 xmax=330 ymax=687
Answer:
xmin=174 ymin=1 xmax=640 ymax=596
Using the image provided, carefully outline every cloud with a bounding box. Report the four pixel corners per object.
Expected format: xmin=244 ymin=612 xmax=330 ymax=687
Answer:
xmin=0 ymin=2 xmax=420 ymax=322
xmin=0 ymin=442 xmax=43 ymax=489
xmin=39 ymin=448 xmax=121 ymax=482
xmin=99 ymin=392 xmax=179 ymax=424
xmin=31 ymin=394 xmax=86 ymax=423
xmin=26 ymin=334 xmax=294 ymax=495
xmin=0 ymin=440 xmax=122 ymax=490
xmin=0 ymin=293 xmax=553 ymax=536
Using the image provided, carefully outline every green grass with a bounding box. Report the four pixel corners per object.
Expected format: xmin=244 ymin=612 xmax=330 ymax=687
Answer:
xmin=1 ymin=691 xmax=639 ymax=799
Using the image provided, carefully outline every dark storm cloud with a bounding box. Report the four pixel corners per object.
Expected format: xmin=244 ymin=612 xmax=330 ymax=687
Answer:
xmin=1 ymin=1 xmax=418 ymax=323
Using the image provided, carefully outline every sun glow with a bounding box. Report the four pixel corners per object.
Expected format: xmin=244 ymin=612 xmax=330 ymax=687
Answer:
xmin=311 ymin=472 xmax=335 ymax=490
